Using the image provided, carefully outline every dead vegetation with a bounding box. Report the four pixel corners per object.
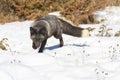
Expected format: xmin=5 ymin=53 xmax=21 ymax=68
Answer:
xmin=0 ymin=38 xmax=9 ymax=50
xmin=0 ymin=0 xmax=120 ymax=24
xmin=115 ymin=30 xmax=120 ymax=37
xmin=96 ymin=24 xmax=112 ymax=37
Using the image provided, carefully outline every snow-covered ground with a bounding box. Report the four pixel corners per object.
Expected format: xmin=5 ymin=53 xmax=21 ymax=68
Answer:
xmin=0 ymin=6 xmax=120 ymax=80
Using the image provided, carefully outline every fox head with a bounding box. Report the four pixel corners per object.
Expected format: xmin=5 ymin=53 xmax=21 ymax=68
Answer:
xmin=30 ymin=26 xmax=47 ymax=49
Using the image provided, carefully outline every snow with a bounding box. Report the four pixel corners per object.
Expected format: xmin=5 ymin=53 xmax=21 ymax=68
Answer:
xmin=0 ymin=6 xmax=120 ymax=80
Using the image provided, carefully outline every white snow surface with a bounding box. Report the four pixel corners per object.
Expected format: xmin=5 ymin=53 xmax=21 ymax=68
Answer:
xmin=0 ymin=6 xmax=120 ymax=80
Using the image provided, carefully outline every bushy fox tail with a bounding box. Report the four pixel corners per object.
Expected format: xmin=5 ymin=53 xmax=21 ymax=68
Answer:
xmin=58 ymin=18 xmax=90 ymax=37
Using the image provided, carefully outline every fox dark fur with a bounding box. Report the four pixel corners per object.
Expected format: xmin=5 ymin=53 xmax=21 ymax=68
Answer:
xmin=30 ymin=15 xmax=89 ymax=53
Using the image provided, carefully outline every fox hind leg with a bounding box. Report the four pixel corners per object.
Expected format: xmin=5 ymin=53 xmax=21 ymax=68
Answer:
xmin=59 ymin=36 xmax=63 ymax=47
xmin=54 ymin=33 xmax=64 ymax=47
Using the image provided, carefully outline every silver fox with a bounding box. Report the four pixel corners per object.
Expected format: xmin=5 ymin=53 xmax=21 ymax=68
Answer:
xmin=30 ymin=15 xmax=89 ymax=53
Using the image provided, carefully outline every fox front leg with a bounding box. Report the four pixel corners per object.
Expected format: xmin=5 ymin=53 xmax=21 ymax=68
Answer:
xmin=38 ymin=39 xmax=47 ymax=53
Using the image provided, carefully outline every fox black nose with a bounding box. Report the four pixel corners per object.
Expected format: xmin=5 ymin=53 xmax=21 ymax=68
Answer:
xmin=32 ymin=44 xmax=37 ymax=49
xmin=32 ymin=42 xmax=37 ymax=49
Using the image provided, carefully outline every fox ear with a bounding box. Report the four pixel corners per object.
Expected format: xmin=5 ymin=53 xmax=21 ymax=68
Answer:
xmin=30 ymin=27 xmax=36 ymax=35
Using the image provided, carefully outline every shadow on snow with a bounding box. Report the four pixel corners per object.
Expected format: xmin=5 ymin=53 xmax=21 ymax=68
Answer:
xmin=45 ymin=44 xmax=89 ymax=50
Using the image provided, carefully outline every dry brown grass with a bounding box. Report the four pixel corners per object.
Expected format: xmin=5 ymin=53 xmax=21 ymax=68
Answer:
xmin=0 ymin=0 xmax=120 ymax=24
xmin=108 ymin=0 xmax=120 ymax=6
